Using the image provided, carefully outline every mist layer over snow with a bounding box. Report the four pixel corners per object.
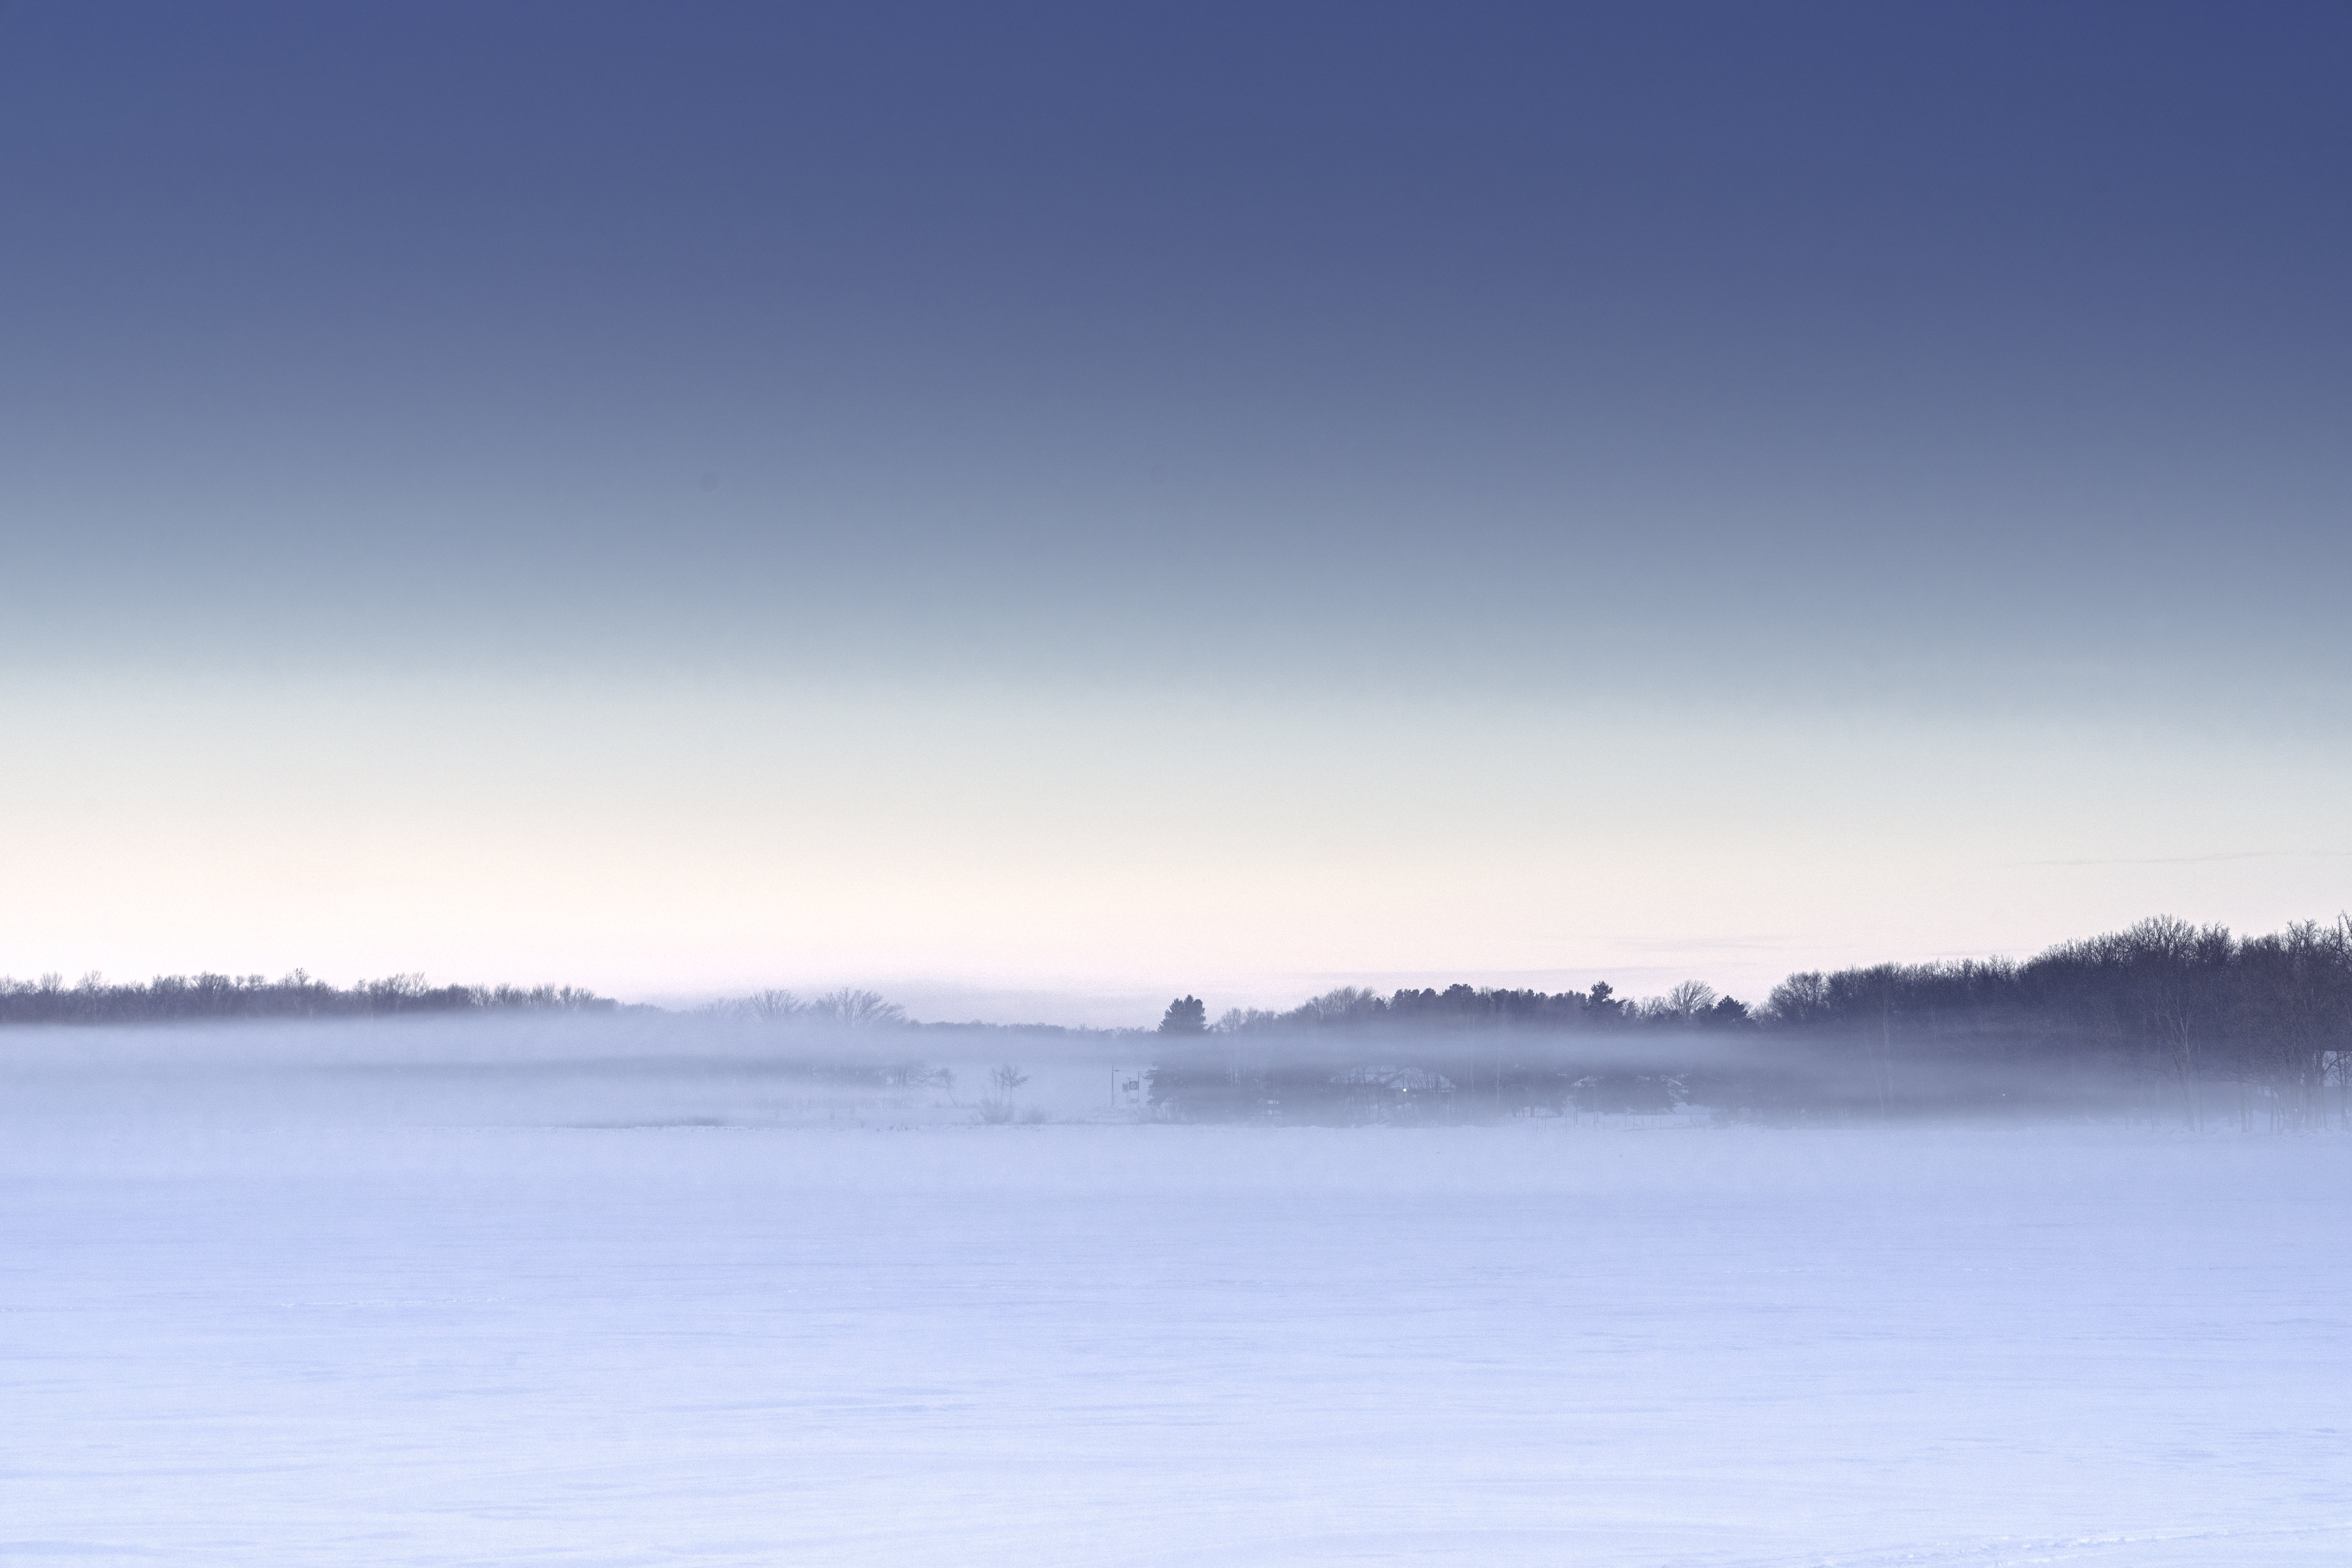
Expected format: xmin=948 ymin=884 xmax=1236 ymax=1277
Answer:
xmin=2 ymin=1022 xmax=2345 ymax=1566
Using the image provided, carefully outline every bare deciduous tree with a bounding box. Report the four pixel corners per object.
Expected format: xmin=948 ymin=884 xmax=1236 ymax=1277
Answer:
xmin=808 ymin=988 xmax=906 ymax=1027
xmin=744 ymin=988 xmax=804 ymax=1022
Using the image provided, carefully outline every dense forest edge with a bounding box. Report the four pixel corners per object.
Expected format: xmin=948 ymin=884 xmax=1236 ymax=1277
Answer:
xmin=7 ymin=914 xmax=2350 ymax=1128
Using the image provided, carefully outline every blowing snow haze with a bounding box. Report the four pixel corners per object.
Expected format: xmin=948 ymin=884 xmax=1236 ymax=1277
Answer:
xmin=6 ymin=6 xmax=2352 ymax=1565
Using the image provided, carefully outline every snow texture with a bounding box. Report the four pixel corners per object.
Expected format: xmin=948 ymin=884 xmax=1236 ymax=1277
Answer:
xmin=2 ymin=1025 xmax=2345 ymax=1565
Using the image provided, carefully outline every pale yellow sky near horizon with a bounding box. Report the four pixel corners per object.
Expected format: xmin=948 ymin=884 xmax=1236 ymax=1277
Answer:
xmin=5 ymin=673 xmax=2344 ymax=1026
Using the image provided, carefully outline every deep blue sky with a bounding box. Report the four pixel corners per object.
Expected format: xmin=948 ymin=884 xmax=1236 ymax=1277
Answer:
xmin=3 ymin=3 xmax=2347 ymax=1013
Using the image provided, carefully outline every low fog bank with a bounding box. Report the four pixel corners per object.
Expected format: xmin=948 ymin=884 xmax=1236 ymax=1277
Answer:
xmin=1137 ymin=1025 xmax=2336 ymax=1129
xmin=0 ymin=1010 xmax=1136 ymax=1133
xmin=0 ymin=1010 xmax=2340 ymax=1138
xmin=7 ymin=914 xmax=2349 ymax=1132
xmin=1148 ymin=913 xmax=2352 ymax=1131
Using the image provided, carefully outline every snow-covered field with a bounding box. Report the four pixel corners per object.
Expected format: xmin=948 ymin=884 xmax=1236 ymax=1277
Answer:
xmin=3 ymin=1027 xmax=2346 ymax=1565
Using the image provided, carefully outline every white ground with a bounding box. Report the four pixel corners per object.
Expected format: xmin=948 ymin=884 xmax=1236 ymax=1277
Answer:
xmin=2 ymin=1029 xmax=2346 ymax=1565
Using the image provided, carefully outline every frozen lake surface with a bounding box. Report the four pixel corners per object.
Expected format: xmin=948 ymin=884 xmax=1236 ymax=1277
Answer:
xmin=2 ymin=1032 xmax=2346 ymax=1565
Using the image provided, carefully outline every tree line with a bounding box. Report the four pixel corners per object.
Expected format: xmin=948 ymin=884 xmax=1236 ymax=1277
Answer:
xmin=10 ymin=913 xmax=2348 ymax=1128
xmin=0 ymin=970 xmax=618 ymax=1024
xmin=1751 ymin=915 xmax=2352 ymax=1130
xmin=1148 ymin=916 xmax=2352 ymax=1130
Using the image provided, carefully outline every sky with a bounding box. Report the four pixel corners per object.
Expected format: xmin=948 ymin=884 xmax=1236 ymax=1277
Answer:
xmin=3 ymin=2 xmax=2347 ymax=1022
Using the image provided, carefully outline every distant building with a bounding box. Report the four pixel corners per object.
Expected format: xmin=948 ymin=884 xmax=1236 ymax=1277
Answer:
xmin=1111 ymin=1066 xmax=1151 ymax=1111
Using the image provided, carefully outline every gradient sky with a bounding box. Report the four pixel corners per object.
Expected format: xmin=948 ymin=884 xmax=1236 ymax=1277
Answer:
xmin=3 ymin=2 xmax=2347 ymax=1021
